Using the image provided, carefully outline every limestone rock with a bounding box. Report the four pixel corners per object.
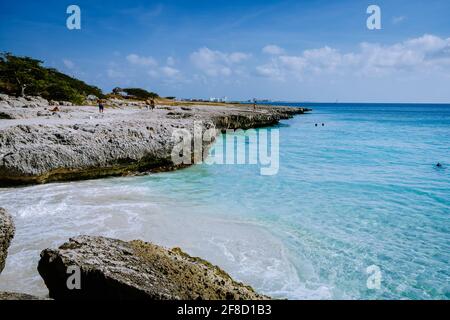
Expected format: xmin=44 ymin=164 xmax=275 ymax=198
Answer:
xmin=38 ymin=236 xmax=269 ymax=300
xmin=0 ymin=207 xmax=15 ymax=273
xmin=0 ymin=292 xmax=51 ymax=300
xmin=0 ymin=96 xmax=310 ymax=186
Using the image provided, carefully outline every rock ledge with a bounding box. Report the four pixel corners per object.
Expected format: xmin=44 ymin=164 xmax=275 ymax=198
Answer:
xmin=0 ymin=97 xmax=310 ymax=186
xmin=0 ymin=207 xmax=15 ymax=273
xmin=38 ymin=235 xmax=269 ymax=300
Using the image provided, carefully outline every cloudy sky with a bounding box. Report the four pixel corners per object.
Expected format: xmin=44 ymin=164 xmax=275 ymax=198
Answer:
xmin=1 ymin=0 xmax=450 ymax=102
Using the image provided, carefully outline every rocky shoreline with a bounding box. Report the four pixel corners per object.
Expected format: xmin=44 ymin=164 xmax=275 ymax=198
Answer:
xmin=0 ymin=94 xmax=309 ymax=186
xmin=0 ymin=95 xmax=310 ymax=300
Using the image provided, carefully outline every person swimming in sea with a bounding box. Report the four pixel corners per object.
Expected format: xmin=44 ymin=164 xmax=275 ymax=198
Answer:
xmin=436 ymin=162 xmax=443 ymax=168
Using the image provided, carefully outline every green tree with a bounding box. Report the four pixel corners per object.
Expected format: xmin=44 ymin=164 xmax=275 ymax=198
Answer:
xmin=0 ymin=52 xmax=104 ymax=103
xmin=0 ymin=52 xmax=46 ymax=96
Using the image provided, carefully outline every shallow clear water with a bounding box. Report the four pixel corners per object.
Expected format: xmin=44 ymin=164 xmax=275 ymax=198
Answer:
xmin=0 ymin=103 xmax=449 ymax=299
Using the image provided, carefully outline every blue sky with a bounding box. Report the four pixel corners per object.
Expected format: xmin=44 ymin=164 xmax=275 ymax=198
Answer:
xmin=1 ymin=0 xmax=450 ymax=102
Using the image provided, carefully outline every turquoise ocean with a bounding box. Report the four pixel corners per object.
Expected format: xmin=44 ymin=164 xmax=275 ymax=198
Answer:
xmin=0 ymin=103 xmax=449 ymax=299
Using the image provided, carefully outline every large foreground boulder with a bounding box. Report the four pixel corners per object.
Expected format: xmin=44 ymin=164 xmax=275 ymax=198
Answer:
xmin=38 ymin=236 xmax=268 ymax=300
xmin=0 ymin=207 xmax=15 ymax=273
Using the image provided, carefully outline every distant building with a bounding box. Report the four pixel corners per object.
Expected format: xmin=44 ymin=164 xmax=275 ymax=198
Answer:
xmin=209 ymin=97 xmax=228 ymax=102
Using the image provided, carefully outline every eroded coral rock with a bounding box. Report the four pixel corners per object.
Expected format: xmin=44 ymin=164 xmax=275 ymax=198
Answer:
xmin=38 ymin=235 xmax=269 ymax=300
xmin=0 ymin=207 xmax=15 ymax=273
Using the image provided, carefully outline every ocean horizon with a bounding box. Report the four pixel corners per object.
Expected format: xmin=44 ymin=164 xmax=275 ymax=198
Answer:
xmin=0 ymin=102 xmax=448 ymax=299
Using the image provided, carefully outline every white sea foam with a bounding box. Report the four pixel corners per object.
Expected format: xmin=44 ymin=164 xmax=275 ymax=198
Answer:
xmin=0 ymin=178 xmax=324 ymax=299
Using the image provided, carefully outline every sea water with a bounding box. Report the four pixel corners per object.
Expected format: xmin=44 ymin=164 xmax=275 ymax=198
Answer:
xmin=0 ymin=103 xmax=449 ymax=299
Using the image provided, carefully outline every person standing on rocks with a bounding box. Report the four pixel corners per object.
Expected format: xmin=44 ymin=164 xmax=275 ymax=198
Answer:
xmin=98 ymin=99 xmax=104 ymax=113
xmin=150 ymin=98 xmax=156 ymax=110
xmin=146 ymin=98 xmax=156 ymax=110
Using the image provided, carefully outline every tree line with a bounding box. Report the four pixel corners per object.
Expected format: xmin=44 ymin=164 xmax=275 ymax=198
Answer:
xmin=0 ymin=52 xmax=160 ymax=104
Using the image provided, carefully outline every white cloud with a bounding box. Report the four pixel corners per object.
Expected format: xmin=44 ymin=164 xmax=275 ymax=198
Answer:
xmin=147 ymin=70 xmax=158 ymax=78
xmin=63 ymin=59 xmax=75 ymax=69
xmin=107 ymin=68 xmax=124 ymax=78
xmin=359 ymin=34 xmax=450 ymax=74
xmin=262 ymin=45 xmax=284 ymax=55
xmin=190 ymin=47 xmax=250 ymax=76
xmin=126 ymin=53 xmax=157 ymax=67
xmin=166 ymin=56 xmax=176 ymax=66
xmin=228 ymin=52 xmax=251 ymax=63
xmin=405 ymin=34 xmax=449 ymax=52
xmin=256 ymin=61 xmax=284 ymax=80
xmin=161 ymin=66 xmax=180 ymax=78
xmin=256 ymin=34 xmax=450 ymax=79
xmin=392 ymin=16 xmax=406 ymax=24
